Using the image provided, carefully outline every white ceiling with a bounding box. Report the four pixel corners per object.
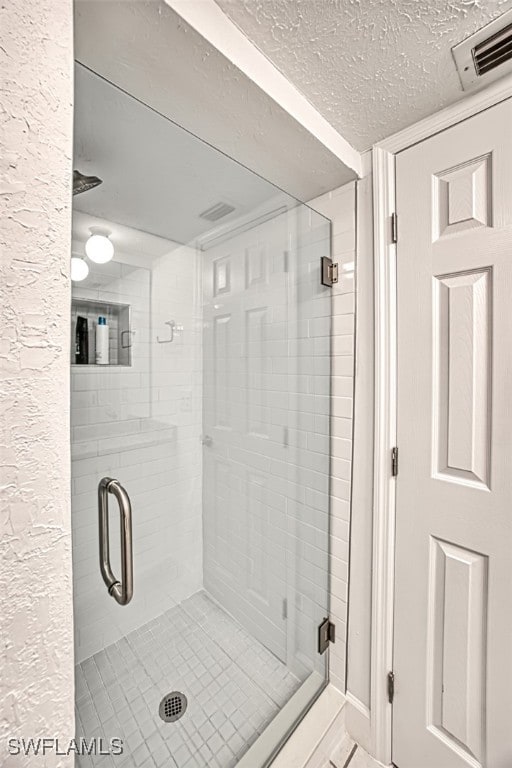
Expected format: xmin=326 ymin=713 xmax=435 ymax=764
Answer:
xmin=214 ymin=0 xmax=512 ymax=150
xmin=73 ymin=64 xmax=289 ymax=243
xmin=72 ymin=210 xmax=179 ymax=268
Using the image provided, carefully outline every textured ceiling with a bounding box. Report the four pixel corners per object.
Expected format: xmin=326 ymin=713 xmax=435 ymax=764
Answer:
xmin=215 ymin=0 xmax=512 ymax=150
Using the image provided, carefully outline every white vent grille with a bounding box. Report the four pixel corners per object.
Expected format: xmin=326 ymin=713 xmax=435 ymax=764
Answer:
xmin=473 ymin=23 xmax=512 ymax=76
xmin=452 ymin=9 xmax=512 ymax=91
xmin=199 ymin=202 xmax=236 ymax=222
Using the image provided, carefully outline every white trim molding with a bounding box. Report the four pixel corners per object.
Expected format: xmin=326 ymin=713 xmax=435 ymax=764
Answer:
xmin=380 ymin=72 xmax=512 ymax=154
xmin=345 ymin=691 xmax=371 ymax=752
xmin=370 ymin=78 xmax=512 ymax=767
xmin=238 ymin=682 xmax=344 ymax=768
xmin=165 ymin=0 xmax=362 ymax=179
xmin=370 ymin=146 xmax=397 ymax=766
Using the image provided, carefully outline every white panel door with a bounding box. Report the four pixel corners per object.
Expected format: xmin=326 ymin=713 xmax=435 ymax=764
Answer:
xmin=394 ymin=98 xmax=512 ymax=768
xmin=202 ymin=216 xmax=290 ymax=660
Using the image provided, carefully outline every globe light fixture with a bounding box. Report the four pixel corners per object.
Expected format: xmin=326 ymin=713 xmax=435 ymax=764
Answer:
xmin=85 ymin=233 xmax=114 ymax=264
xmin=71 ymin=256 xmax=89 ymax=282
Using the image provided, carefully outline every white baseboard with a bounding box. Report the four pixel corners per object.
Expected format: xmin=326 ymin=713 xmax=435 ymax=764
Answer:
xmin=345 ymin=691 xmax=371 ymax=754
xmin=304 ymin=703 xmax=346 ymax=768
xmin=271 ymin=683 xmax=345 ymax=768
xmin=238 ymin=676 xmax=345 ymax=767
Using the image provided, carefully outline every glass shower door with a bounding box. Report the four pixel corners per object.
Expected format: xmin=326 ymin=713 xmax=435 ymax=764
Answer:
xmin=72 ymin=57 xmax=332 ymax=768
xmin=201 ymin=203 xmax=332 ymax=764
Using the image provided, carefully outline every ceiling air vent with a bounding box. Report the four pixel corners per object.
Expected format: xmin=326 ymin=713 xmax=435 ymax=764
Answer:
xmin=473 ymin=23 xmax=512 ymax=76
xmin=199 ymin=202 xmax=236 ymax=222
xmin=453 ymin=9 xmax=512 ymax=91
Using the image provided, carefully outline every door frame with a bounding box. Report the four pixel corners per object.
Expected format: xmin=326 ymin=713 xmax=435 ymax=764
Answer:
xmin=370 ymin=73 xmax=512 ymax=766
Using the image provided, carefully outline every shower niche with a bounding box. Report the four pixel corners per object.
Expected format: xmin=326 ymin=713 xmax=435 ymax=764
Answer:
xmin=71 ymin=296 xmax=132 ymax=366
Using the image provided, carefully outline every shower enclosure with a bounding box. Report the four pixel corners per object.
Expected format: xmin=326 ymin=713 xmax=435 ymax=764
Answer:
xmin=71 ymin=60 xmax=332 ymax=768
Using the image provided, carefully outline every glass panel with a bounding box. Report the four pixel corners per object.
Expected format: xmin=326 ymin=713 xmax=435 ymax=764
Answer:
xmin=72 ymin=60 xmax=331 ymax=768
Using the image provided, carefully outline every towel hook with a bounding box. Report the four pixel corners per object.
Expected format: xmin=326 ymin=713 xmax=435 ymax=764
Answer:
xmin=157 ymin=320 xmax=176 ymax=344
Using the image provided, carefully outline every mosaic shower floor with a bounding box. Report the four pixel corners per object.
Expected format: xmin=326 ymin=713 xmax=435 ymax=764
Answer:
xmin=75 ymin=591 xmax=301 ymax=768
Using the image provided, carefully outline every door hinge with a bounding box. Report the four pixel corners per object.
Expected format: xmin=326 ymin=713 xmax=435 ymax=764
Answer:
xmin=321 ymin=256 xmax=339 ymax=287
xmin=387 ymin=671 xmax=395 ymax=704
xmin=391 ymin=212 xmax=398 ymax=244
xmin=318 ymin=617 xmax=336 ymax=654
xmin=391 ymin=446 xmax=399 ymax=477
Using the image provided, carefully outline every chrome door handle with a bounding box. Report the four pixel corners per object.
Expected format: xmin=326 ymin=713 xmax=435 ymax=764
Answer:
xmin=98 ymin=477 xmax=133 ymax=605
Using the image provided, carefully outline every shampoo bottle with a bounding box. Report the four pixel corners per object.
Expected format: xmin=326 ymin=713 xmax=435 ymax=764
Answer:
xmin=75 ymin=316 xmax=89 ymax=364
xmin=95 ymin=316 xmax=109 ymax=365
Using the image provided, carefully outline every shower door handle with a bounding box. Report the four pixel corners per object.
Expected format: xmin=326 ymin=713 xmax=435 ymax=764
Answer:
xmin=98 ymin=477 xmax=133 ymax=606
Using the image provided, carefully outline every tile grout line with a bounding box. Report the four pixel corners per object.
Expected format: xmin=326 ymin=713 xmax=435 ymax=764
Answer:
xmin=179 ymin=592 xmax=301 ymax=709
xmin=179 ymin=599 xmax=282 ymax=712
xmin=342 ymin=743 xmax=358 ymax=768
xmin=75 ymin=592 xmax=303 ymax=768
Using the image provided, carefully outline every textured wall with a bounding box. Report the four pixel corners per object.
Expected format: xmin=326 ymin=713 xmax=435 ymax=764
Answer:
xmin=0 ymin=0 xmax=75 ymax=765
xmin=215 ymin=0 xmax=512 ymax=150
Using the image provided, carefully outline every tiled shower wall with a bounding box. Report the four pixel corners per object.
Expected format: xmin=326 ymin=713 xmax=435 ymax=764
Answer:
xmin=202 ymin=182 xmax=356 ymax=690
xmin=71 ymin=237 xmax=203 ymax=662
xmin=71 ymin=182 xmax=356 ymax=687
xmin=202 ymin=207 xmax=332 ymax=677
xmin=309 ymin=182 xmax=356 ymax=693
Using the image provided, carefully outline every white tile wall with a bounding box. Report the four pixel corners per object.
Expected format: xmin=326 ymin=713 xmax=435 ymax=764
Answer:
xmin=201 ymin=199 xmax=349 ymax=683
xmin=309 ymin=182 xmax=356 ymax=693
xmin=71 ymin=240 xmax=203 ymax=662
xmin=71 ymin=182 xmax=356 ymax=696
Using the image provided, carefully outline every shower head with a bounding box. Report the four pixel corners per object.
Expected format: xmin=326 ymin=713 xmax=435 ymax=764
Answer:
xmin=73 ymin=170 xmax=103 ymax=196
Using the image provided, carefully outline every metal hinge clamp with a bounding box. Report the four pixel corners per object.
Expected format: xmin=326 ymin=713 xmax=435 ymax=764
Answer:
xmin=392 ymin=446 xmax=399 ymax=477
xmin=387 ymin=671 xmax=395 ymax=704
xmin=321 ymin=256 xmax=339 ymax=287
xmin=318 ymin=617 xmax=336 ymax=654
xmin=391 ymin=212 xmax=398 ymax=244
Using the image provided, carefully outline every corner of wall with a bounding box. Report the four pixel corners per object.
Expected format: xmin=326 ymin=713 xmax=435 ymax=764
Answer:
xmin=308 ymin=182 xmax=357 ymax=696
xmin=345 ymin=169 xmax=374 ymax=753
xmin=0 ymin=0 xmax=75 ymax=760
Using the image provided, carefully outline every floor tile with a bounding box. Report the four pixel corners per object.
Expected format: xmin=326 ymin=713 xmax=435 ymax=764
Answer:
xmin=76 ymin=591 xmax=301 ymax=767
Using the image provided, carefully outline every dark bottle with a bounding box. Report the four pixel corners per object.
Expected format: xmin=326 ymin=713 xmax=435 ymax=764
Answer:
xmin=75 ymin=316 xmax=89 ymax=364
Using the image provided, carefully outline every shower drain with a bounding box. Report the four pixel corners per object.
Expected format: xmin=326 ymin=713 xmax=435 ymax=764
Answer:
xmin=159 ymin=692 xmax=188 ymax=723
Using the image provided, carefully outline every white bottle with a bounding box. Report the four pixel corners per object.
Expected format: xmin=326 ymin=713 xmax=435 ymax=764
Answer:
xmin=95 ymin=316 xmax=109 ymax=365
